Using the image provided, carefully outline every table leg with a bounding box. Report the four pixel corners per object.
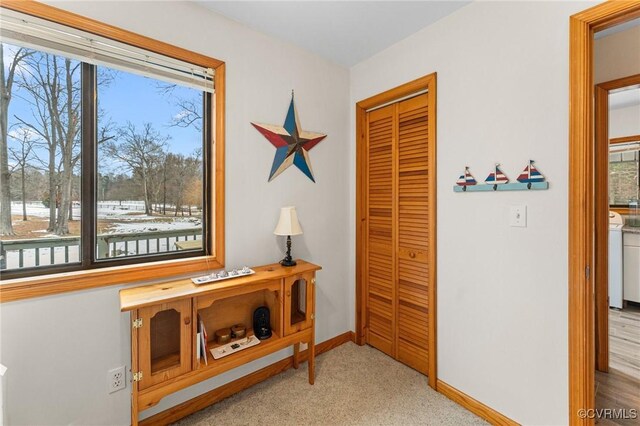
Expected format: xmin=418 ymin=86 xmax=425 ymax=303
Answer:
xmin=308 ymin=335 xmax=315 ymax=385
xmin=293 ymin=342 xmax=300 ymax=369
xmin=131 ymin=311 xmax=139 ymax=426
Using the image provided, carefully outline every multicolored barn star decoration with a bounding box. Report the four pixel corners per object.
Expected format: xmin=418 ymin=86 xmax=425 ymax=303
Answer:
xmin=251 ymin=92 xmax=327 ymax=182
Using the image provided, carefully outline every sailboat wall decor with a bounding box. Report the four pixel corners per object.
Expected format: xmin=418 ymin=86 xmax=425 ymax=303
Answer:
xmin=453 ymin=160 xmax=549 ymax=192
xmin=456 ymin=166 xmax=477 ymax=191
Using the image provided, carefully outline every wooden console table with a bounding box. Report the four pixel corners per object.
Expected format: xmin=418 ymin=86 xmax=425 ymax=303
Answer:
xmin=119 ymin=260 xmax=321 ymax=425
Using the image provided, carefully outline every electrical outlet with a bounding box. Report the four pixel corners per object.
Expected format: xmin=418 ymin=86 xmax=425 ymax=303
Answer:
xmin=108 ymin=366 xmax=126 ymax=393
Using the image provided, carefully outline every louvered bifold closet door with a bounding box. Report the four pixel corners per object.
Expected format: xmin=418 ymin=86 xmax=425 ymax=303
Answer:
xmin=365 ymin=104 xmax=396 ymax=356
xmin=395 ymin=93 xmax=430 ymax=375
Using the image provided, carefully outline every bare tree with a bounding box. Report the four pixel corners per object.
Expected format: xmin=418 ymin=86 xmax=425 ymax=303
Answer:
xmin=171 ymin=97 xmax=202 ymax=131
xmin=0 ymin=44 xmax=33 ymax=235
xmin=163 ymin=150 xmax=202 ymax=217
xmin=157 ymin=83 xmax=203 ymax=131
xmin=102 ymin=122 xmax=168 ymax=215
xmin=8 ymin=127 xmax=38 ymax=221
xmin=15 ymin=52 xmax=81 ymax=235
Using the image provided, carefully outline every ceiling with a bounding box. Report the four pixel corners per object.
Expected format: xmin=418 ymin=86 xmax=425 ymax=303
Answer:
xmin=195 ymin=1 xmax=471 ymax=67
xmin=595 ymin=17 xmax=640 ymax=39
xmin=610 ymin=86 xmax=640 ymax=110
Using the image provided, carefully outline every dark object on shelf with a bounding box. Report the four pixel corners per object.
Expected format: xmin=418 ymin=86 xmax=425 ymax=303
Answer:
xmin=231 ymin=324 xmax=246 ymax=339
xmin=215 ymin=328 xmax=231 ymax=344
xmin=253 ymin=307 xmax=272 ymax=340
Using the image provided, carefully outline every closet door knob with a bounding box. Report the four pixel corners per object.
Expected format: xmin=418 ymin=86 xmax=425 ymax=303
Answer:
xmin=184 ymin=316 xmax=191 ymax=325
xmin=409 ymin=252 xmax=416 ymax=259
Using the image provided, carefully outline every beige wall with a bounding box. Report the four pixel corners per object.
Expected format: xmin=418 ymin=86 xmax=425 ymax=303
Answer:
xmin=349 ymin=1 xmax=595 ymax=424
xmin=610 ymin=102 xmax=640 ymax=139
xmin=0 ymin=2 xmax=351 ymax=424
xmin=594 ymin=24 xmax=640 ymax=84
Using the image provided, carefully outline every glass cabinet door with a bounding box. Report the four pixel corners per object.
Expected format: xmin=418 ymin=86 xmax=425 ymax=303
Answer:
xmin=283 ymin=273 xmax=314 ymax=336
xmin=137 ymin=299 xmax=192 ymax=390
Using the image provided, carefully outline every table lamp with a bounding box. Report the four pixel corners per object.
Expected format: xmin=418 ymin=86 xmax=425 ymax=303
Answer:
xmin=274 ymin=206 xmax=303 ymax=266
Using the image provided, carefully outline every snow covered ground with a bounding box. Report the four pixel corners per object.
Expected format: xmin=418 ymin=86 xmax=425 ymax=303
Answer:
xmin=11 ymin=201 xmax=146 ymax=222
xmin=3 ymin=201 xmax=202 ymax=270
xmin=9 ymin=201 xmax=202 ymax=233
xmin=109 ymin=217 xmax=200 ymax=234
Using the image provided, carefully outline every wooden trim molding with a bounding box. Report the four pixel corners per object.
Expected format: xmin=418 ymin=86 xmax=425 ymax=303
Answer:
xmin=0 ymin=256 xmax=222 ymax=303
xmin=569 ymin=2 xmax=640 ymax=426
xmin=609 ymin=207 xmax=636 ymax=215
xmin=355 ymin=73 xmax=437 ymax=388
xmin=0 ymin=1 xmax=225 ymax=303
xmin=139 ymin=331 xmax=355 ymax=425
xmin=0 ymin=1 xmax=224 ymax=69
xmin=594 ymin=83 xmax=609 ymax=373
xmin=436 ymin=380 xmax=519 ymax=426
xmin=610 ymin=134 xmax=640 ymax=145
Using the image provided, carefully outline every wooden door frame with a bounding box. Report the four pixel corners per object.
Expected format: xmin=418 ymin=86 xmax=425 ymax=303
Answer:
xmin=355 ymin=72 xmax=437 ymax=388
xmin=595 ymin=73 xmax=640 ymax=373
xmin=569 ymin=2 xmax=640 ymax=425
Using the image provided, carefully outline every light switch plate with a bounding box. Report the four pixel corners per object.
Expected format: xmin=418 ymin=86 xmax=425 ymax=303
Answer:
xmin=510 ymin=205 xmax=527 ymax=227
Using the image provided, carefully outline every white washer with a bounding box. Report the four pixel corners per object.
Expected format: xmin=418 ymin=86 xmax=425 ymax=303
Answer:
xmin=609 ymin=211 xmax=624 ymax=309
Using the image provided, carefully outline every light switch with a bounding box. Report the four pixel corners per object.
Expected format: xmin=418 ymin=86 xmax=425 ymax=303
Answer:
xmin=510 ymin=205 xmax=527 ymax=227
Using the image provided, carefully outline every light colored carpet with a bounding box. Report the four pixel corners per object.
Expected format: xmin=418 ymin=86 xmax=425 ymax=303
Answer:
xmin=175 ymin=341 xmax=487 ymax=425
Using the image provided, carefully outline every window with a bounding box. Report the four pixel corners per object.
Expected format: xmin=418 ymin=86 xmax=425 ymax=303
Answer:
xmin=609 ymin=141 xmax=640 ymax=207
xmin=608 ymin=85 xmax=640 ymax=210
xmin=0 ymin=5 xmax=224 ymax=288
xmin=95 ymin=67 xmax=207 ymax=261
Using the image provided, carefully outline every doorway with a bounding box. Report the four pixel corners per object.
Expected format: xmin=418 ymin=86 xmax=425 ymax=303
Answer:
xmin=594 ymin=73 xmax=640 ymax=423
xmin=595 ymin=74 xmax=640 ymax=373
xmin=569 ymin=2 xmax=640 ymax=425
xmin=355 ymin=73 xmax=437 ymax=388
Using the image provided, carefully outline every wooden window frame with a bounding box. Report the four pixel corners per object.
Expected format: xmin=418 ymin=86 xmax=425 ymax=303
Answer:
xmin=604 ymin=80 xmax=640 ymax=211
xmin=0 ymin=1 xmax=225 ymax=303
xmin=355 ymin=73 xmax=437 ymax=388
xmin=595 ymin=131 xmax=640 ymax=214
xmin=569 ymin=2 xmax=640 ymax=425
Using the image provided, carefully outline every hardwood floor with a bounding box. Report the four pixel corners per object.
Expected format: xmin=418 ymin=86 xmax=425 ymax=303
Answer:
xmin=595 ymin=370 xmax=640 ymax=425
xmin=595 ymin=304 xmax=640 ymax=425
xmin=609 ymin=304 xmax=640 ymax=380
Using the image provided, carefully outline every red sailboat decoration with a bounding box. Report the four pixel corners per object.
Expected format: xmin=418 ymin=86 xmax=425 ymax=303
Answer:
xmin=484 ymin=163 xmax=509 ymax=190
xmin=456 ymin=166 xmax=477 ymax=191
xmin=517 ymin=160 xmax=545 ymax=188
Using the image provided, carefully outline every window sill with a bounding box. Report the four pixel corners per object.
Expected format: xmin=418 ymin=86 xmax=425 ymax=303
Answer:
xmin=0 ymin=255 xmax=223 ymax=303
xmin=610 ymin=207 xmax=635 ymax=215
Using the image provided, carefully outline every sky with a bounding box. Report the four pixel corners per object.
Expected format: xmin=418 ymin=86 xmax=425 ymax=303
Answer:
xmin=4 ymin=42 xmax=203 ymax=175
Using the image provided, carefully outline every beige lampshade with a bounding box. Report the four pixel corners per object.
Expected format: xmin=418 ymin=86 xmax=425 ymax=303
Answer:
xmin=274 ymin=206 xmax=303 ymax=236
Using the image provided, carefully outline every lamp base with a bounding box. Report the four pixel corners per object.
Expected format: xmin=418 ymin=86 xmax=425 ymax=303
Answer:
xmin=280 ymin=235 xmax=297 ymax=266
xmin=280 ymin=257 xmax=297 ymax=267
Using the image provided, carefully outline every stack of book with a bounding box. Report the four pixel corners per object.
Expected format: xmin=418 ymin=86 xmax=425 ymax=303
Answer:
xmin=196 ymin=314 xmax=209 ymax=365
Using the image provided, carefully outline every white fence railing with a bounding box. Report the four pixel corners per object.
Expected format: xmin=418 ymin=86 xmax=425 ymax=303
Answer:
xmin=0 ymin=227 xmax=202 ymax=270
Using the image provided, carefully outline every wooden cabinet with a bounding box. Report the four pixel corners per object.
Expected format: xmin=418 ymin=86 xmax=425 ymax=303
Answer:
xmin=136 ymin=299 xmax=192 ymax=390
xmin=121 ymin=261 xmax=321 ymax=425
xmin=624 ymin=233 xmax=640 ymax=303
xmin=283 ymin=273 xmax=314 ymax=336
